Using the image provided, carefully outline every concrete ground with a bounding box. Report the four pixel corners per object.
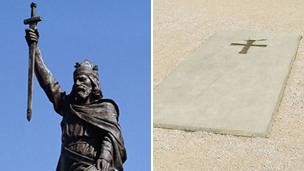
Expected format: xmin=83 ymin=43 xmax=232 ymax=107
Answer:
xmin=153 ymin=0 xmax=304 ymax=170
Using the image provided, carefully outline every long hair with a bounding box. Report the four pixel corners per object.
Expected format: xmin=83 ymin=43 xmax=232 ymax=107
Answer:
xmin=89 ymin=76 xmax=103 ymax=102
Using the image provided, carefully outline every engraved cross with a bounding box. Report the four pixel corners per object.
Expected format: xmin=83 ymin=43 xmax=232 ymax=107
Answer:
xmin=231 ymin=39 xmax=267 ymax=54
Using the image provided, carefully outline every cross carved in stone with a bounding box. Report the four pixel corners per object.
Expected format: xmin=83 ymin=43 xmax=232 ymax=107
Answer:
xmin=231 ymin=39 xmax=267 ymax=54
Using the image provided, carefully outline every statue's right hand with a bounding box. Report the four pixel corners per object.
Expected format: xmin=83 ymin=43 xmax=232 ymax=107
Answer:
xmin=25 ymin=28 xmax=39 ymax=46
xmin=96 ymin=159 xmax=110 ymax=171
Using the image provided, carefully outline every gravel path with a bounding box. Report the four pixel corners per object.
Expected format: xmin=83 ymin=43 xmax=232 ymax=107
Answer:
xmin=154 ymin=0 xmax=304 ymax=170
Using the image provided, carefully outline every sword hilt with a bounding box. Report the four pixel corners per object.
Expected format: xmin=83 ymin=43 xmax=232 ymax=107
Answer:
xmin=31 ymin=2 xmax=37 ymax=17
xmin=24 ymin=2 xmax=42 ymax=29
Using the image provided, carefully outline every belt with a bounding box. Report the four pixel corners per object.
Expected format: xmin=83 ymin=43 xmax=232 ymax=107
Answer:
xmin=66 ymin=142 xmax=98 ymax=159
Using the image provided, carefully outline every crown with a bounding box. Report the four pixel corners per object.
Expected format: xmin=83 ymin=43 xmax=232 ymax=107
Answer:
xmin=73 ymin=60 xmax=99 ymax=79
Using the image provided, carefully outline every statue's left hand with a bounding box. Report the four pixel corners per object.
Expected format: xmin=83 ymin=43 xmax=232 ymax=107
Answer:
xmin=96 ymin=159 xmax=110 ymax=171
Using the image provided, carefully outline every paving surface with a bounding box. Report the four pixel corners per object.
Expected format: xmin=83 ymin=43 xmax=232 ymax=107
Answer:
xmin=155 ymin=31 xmax=301 ymax=137
xmin=154 ymin=0 xmax=304 ymax=170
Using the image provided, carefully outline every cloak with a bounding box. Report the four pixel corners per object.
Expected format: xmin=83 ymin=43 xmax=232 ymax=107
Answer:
xmin=57 ymin=98 xmax=127 ymax=171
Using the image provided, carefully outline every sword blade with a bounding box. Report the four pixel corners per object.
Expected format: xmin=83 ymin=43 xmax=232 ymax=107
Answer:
xmin=27 ymin=42 xmax=36 ymax=121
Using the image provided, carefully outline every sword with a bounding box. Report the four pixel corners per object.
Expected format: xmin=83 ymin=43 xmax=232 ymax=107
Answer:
xmin=24 ymin=2 xmax=42 ymax=121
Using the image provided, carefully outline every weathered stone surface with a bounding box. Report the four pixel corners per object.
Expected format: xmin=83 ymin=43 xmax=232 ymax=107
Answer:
xmin=154 ymin=31 xmax=301 ymax=137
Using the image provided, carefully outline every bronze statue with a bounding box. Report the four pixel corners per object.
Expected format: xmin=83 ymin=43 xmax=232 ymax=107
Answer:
xmin=24 ymin=4 xmax=127 ymax=171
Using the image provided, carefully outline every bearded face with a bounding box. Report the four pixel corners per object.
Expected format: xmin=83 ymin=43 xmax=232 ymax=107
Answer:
xmin=73 ymin=74 xmax=93 ymax=103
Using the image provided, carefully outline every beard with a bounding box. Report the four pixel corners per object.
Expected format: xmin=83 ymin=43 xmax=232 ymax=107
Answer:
xmin=76 ymin=89 xmax=90 ymax=99
xmin=72 ymin=85 xmax=92 ymax=103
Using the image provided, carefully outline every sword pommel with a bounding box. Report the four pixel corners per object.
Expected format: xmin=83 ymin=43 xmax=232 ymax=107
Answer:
xmin=31 ymin=2 xmax=37 ymax=8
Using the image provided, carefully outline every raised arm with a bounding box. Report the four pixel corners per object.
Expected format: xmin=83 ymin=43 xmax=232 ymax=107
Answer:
xmin=26 ymin=28 xmax=65 ymax=115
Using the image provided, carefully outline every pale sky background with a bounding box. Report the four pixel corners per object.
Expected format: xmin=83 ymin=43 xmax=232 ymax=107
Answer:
xmin=0 ymin=1 xmax=150 ymax=170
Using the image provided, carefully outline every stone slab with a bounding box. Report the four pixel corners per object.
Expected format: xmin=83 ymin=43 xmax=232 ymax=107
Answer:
xmin=154 ymin=31 xmax=301 ymax=137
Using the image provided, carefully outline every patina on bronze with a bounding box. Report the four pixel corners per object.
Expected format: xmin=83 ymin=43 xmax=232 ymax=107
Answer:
xmin=24 ymin=2 xmax=42 ymax=121
xmin=231 ymin=39 xmax=267 ymax=54
xmin=24 ymin=4 xmax=127 ymax=171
